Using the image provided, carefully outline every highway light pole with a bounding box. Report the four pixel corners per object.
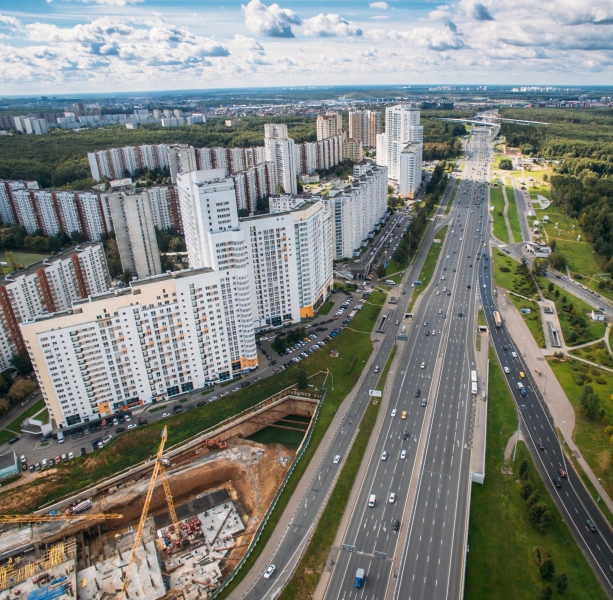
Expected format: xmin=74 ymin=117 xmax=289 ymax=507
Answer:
xmin=523 ymin=336 xmax=527 ymax=358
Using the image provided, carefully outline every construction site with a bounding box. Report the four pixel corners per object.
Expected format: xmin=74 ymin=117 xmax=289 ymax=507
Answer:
xmin=0 ymin=389 xmax=321 ymax=600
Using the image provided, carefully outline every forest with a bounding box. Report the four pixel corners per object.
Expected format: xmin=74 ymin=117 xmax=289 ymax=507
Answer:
xmin=500 ymin=108 xmax=613 ymax=268
xmin=0 ymin=116 xmax=317 ymax=189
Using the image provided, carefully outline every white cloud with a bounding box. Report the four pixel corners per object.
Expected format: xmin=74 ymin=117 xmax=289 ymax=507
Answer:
xmin=242 ymin=0 xmax=301 ymax=38
xmin=301 ymin=14 xmax=362 ymax=37
xmin=372 ymin=16 xmax=389 ymax=20
xmin=458 ymin=0 xmax=494 ymax=21
xmin=0 ymin=14 xmax=23 ymax=28
xmin=74 ymin=0 xmax=143 ymax=5
xmin=369 ymin=2 xmax=389 ymax=9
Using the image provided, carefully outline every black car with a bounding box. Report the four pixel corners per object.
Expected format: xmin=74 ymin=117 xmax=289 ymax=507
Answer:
xmin=173 ymin=406 xmax=183 ymax=414
xmin=415 ymin=389 xmax=421 ymax=397
xmin=502 ymin=345 xmax=508 ymax=351
xmin=586 ymin=519 xmax=597 ymax=532
xmin=138 ymin=418 xmax=148 ymax=425
xmin=185 ymin=405 xmax=194 ymax=411
xmin=8 ymin=436 xmax=19 ymax=444
xmin=241 ymin=381 xmax=251 ymax=387
xmin=425 ymin=330 xmax=430 ymax=336
xmin=403 ymin=430 xmax=409 ymax=440
xmin=80 ymin=447 xmax=87 ymax=456
xmin=197 ymin=401 xmax=206 ymax=407
xmin=29 ymin=464 xmax=35 ymax=472
xmin=537 ymin=441 xmax=544 ymax=450
xmin=392 ymin=519 xmax=400 ymax=532
xmin=269 ymin=360 xmax=277 ymax=366
xmin=467 ymin=284 xmax=471 ymax=289
xmin=116 ymin=427 xmax=126 ymax=433
xmin=49 ymin=458 xmax=55 ymax=467
xmin=458 ymin=312 xmax=463 ymax=317
xmin=21 ymin=463 xmax=28 ymax=471
xmin=552 ymin=476 xmax=562 ymax=488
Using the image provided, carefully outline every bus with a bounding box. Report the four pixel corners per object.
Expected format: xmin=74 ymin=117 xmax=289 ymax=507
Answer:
xmin=471 ymin=370 xmax=478 ymax=395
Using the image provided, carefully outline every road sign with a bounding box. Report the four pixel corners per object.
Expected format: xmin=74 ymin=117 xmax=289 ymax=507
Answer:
xmin=374 ymin=551 xmax=387 ymax=559
xmin=342 ymin=544 xmax=357 ymax=553
xmin=369 ymin=390 xmax=382 ymax=397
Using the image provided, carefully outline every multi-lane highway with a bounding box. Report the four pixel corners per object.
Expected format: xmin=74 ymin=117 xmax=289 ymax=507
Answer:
xmin=322 ymin=129 xmax=493 ymax=600
xmin=238 ymin=170 xmax=457 ymax=600
xmin=480 ymin=213 xmax=613 ymax=596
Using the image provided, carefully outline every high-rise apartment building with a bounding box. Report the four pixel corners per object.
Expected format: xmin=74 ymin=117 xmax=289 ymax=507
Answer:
xmin=316 ymin=112 xmax=343 ymax=141
xmin=343 ymin=138 xmax=364 ymax=162
xmin=324 ymin=163 xmax=388 ymax=259
xmin=294 ymin=135 xmax=343 ymax=176
xmin=265 ymin=134 xmax=297 ymax=195
xmin=108 ymin=189 xmax=163 ymax=280
xmin=0 ymin=243 xmax=110 ymax=372
xmin=376 ymin=104 xmax=423 ymax=197
xmin=349 ymin=110 xmax=381 ymax=148
xmin=399 ymin=143 xmax=423 ymax=197
xmin=21 ymin=266 xmax=258 ymax=427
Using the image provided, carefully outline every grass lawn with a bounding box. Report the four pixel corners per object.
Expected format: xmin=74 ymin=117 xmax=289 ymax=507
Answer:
xmin=548 ymin=356 xmax=613 ymax=505
xmin=465 ymin=348 xmax=609 ymax=600
xmin=492 ymin=251 xmax=539 ymax=300
xmin=317 ymin=301 xmax=334 ymax=316
xmin=407 ymin=225 xmax=448 ymax=312
xmin=490 ymin=186 xmax=510 ymax=244
xmin=1 ymin=399 xmax=46 ymax=436
xmin=507 ymin=293 xmax=546 ymax=348
xmin=0 ymin=252 xmax=49 ymax=275
xmin=569 ymin=341 xmax=613 ymax=368
xmin=278 ymin=346 xmax=396 ymax=600
xmin=539 ymin=278 xmax=606 ymax=346
xmin=556 ymin=240 xmax=602 ymax=277
xmin=478 ymin=308 xmax=486 ymax=327
xmin=505 ymin=183 xmax=523 ymax=243
xmin=445 ymin=179 xmax=458 ymax=215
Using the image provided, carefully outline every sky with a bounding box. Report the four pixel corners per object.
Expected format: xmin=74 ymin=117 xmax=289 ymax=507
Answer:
xmin=0 ymin=0 xmax=611 ymax=95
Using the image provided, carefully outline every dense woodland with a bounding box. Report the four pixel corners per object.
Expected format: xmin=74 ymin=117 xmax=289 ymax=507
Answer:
xmin=501 ymin=108 xmax=613 ymax=269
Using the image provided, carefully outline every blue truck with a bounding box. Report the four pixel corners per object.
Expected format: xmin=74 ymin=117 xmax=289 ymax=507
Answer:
xmin=355 ymin=568 xmax=365 ymax=588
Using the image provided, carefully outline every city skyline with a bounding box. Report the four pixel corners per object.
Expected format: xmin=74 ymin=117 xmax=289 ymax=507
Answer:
xmin=0 ymin=0 xmax=611 ymax=94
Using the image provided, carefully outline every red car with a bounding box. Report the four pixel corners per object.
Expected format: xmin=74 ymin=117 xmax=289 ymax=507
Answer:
xmin=559 ymin=468 xmax=567 ymax=478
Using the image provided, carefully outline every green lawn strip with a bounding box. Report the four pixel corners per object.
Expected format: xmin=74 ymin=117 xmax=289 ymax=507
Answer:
xmin=558 ymin=432 xmax=613 ymax=530
xmin=2 ymin=399 xmax=46 ymax=435
xmin=507 ymin=293 xmax=546 ymax=348
xmin=445 ymin=179 xmax=459 ymax=215
xmin=278 ymin=348 xmax=396 ymax=600
xmin=569 ymin=341 xmax=613 ymax=368
xmin=478 ymin=308 xmax=486 ymax=327
xmin=492 ymin=251 xmax=539 ymax=300
xmin=465 ymin=348 xmax=609 ymax=600
xmin=0 ymin=252 xmax=50 ymax=276
xmin=556 ymin=240 xmax=602 ymax=277
xmin=215 ymin=303 xmax=385 ymax=600
xmin=547 ymin=356 xmax=613 ymax=505
xmin=0 ymin=430 xmax=19 ymax=445
xmin=490 ymin=186 xmax=510 ymax=243
xmin=505 ymin=184 xmax=523 ymax=242
xmin=317 ymin=301 xmax=334 ymax=316
xmin=407 ymin=225 xmax=448 ymax=312
xmin=539 ymin=278 xmax=606 ymax=345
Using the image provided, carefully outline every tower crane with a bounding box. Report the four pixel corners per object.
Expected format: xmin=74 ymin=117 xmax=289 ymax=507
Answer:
xmin=119 ymin=426 xmax=178 ymax=600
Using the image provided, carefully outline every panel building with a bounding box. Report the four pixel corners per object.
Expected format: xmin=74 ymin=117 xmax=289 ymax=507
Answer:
xmin=316 ymin=112 xmax=343 ymax=141
xmin=21 ymin=267 xmax=258 ymax=427
xmin=0 ymin=244 xmax=110 ymax=372
xmin=264 ymin=125 xmax=297 ymax=195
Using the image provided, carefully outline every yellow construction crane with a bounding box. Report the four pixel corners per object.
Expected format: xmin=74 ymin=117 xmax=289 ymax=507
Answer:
xmin=0 ymin=513 xmax=123 ymax=524
xmin=119 ymin=426 xmax=178 ymax=600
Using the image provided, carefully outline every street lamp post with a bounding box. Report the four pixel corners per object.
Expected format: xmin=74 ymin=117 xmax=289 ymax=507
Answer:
xmin=523 ymin=336 xmax=527 ymax=358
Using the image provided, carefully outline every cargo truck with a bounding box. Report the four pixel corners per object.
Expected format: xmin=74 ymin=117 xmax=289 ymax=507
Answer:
xmin=355 ymin=568 xmax=365 ymax=588
xmin=493 ymin=311 xmax=502 ymax=328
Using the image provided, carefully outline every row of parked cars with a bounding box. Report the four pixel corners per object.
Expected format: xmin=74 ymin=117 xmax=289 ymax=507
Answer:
xmin=21 ymin=450 xmax=79 ymax=473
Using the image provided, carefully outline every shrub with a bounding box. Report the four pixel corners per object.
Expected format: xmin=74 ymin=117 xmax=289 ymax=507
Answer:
xmin=540 ymin=556 xmax=555 ymax=578
xmin=527 ymin=490 xmax=541 ymax=507
xmin=541 ymin=584 xmax=553 ymax=600
xmin=596 ymin=378 xmax=607 ymax=385
xmin=592 ymin=368 xmax=601 ymax=376
xmin=500 ymin=266 xmax=511 ymax=272
xmin=573 ymin=372 xmax=585 ymax=385
xmin=520 ymin=481 xmax=533 ymax=500
xmin=556 ymin=572 xmax=568 ymax=593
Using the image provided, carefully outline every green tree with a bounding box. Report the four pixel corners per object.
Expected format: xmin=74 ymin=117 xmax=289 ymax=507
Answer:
xmin=540 ymin=584 xmax=553 ymax=600
xmin=122 ymin=269 xmax=133 ymax=285
xmin=5 ymin=251 xmax=22 ymax=272
xmin=539 ymin=556 xmax=555 ymax=579
xmin=0 ymin=398 xmax=9 ymax=416
xmin=10 ymin=352 xmax=32 ymax=376
xmin=376 ymin=264 xmax=386 ymax=279
xmin=529 ymin=501 xmax=549 ymax=526
xmin=70 ymin=230 xmax=86 ymax=244
xmin=579 ymin=384 xmax=601 ymax=420
xmin=519 ymin=458 xmax=529 ymax=480
xmin=532 ymin=258 xmax=548 ymax=277
xmin=296 ymin=369 xmax=308 ymax=389
xmin=555 ymin=572 xmax=568 ymax=593
xmin=539 ymin=508 xmax=552 ymax=533
xmin=549 ymin=252 xmax=567 ymax=270
xmin=547 ymin=282 xmax=554 ymax=292
xmin=520 ymin=480 xmax=533 ymax=500
xmin=526 ymin=490 xmax=541 ymax=507
xmin=8 ymin=379 xmax=37 ymax=403
xmin=549 ymin=238 xmax=557 ymax=252
xmin=499 ymin=158 xmax=513 ymax=170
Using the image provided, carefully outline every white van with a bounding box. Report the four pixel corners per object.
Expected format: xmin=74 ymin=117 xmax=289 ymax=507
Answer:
xmin=385 ymin=280 xmax=396 ymax=285
xmin=368 ymin=494 xmax=377 ymax=507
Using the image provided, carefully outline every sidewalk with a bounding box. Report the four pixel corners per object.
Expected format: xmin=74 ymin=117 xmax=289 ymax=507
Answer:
xmin=496 ymin=289 xmax=613 ymax=515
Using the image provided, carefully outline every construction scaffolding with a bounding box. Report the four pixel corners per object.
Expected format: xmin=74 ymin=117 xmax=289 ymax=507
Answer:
xmin=0 ymin=539 xmax=77 ymax=590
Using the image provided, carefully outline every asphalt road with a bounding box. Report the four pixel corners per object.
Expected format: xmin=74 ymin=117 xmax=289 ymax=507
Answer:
xmin=239 ymin=171 xmax=457 ymax=600
xmin=509 ymin=175 xmax=532 ymax=242
xmin=322 ymin=129 xmax=492 ymax=600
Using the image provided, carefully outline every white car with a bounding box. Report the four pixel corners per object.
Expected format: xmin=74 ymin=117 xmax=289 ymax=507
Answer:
xmin=333 ymin=454 xmax=341 ymax=464
xmin=102 ymin=435 xmax=113 ymax=444
xmin=381 ymin=451 xmax=388 ymax=461
xmin=264 ymin=565 xmax=276 ymax=580
xmin=128 ymin=424 xmax=137 ymax=430
xmin=68 ymin=452 xmax=75 ymax=460
xmin=389 ymin=492 xmax=396 ymax=504
xmin=162 ymin=412 xmax=171 ymax=418
xmin=125 ymin=415 xmax=131 ymax=422
xmin=400 ymin=449 xmax=407 ymax=459
xmin=20 ymin=455 xmax=26 ymax=463
xmin=391 ymin=409 xmax=397 ymax=417
xmin=209 ymin=396 xmax=218 ymax=402
xmin=421 ymin=362 xmax=425 ymax=369
xmin=446 ymin=255 xmax=450 ymax=259
xmin=504 ymin=367 xmax=510 ymax=374
xmin=511 ymin=352 xmax=518 ymax=358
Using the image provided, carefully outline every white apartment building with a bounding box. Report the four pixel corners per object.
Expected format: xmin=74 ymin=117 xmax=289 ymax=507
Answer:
xmin=399 ymin=143 xmax=423 ymax=197
xmin=108 ymin=189 xmax=163 ymax=280
xmin=349 ymin=110 xmax=381 ymax=148
xmin=295 ymin=135 xmax=343 ymax=176
xmin=23 ymin=118 xmax=49 ymax=135
xmin=317 ymin=112 xmax=342 ymax=141
xmin=21 ymin=266 xmax=258 ymax=427
xmin=376 ymin=104 xmax=423 ymax=196
xmin=343 ymin=138 xmax=364 ymax=162
xmin=0 ymin=243 xmax=110 ymax=373
xmin=265 ymin=136 xmax=297 ymax=195
xmin=88 ymin=144 xmax=169 ymax=181
xmin=231 ymin=163 xmax=276 ymax=214
xmin=324 ymin=163 xmax=388 ymax=259
xmin=147 ymin=186 xmax=180 ymax=232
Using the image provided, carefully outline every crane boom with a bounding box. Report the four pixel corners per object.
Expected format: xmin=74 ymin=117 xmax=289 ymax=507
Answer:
xmin=119 ymin=426 xmax=170 ymax=600
xmin=0 ymin=513 xmax=123 ymax=524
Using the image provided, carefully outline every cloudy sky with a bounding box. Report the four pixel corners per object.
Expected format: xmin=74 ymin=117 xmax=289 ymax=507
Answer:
xmin=0 ymin=0 xmax=611 ymax=95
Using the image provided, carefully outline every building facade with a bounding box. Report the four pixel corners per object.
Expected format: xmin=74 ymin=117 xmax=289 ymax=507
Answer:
xmin=349 ymin=110 xmax=381 ymax=148
xmin=317 ymin=112 xmax=343 ymax=141
xmin=21 ymin=267 xmax=258 ymax=428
